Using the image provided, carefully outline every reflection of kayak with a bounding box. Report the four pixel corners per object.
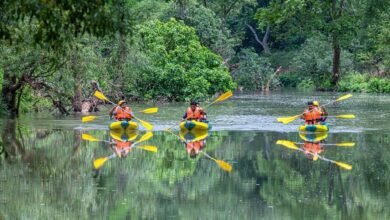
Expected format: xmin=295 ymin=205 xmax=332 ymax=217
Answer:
xmin=299 ymin=132 xmax=328 ymax=142
xmin=110 ymin=129 xmax=138 ymax=142
xmin=180 ymin=130 xmax=209 ymax=142
xmin=179 ymin=120 xmax=211 ymax=131
xmin=109 ymin=121 xmax=138 ymax=130
xmin=299 ymin=124 xmax=329 ymax=132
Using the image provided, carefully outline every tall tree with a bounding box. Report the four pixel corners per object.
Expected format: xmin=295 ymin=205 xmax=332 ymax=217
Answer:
xmin=0 ymin=0 xmax=132 ymax=116
xmin=256 ymin=0 xmax=360 ymax=86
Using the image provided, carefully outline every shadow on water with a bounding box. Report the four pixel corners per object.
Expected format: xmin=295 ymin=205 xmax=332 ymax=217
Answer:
xmin=0 ymin=91 xmax=389 ymax=219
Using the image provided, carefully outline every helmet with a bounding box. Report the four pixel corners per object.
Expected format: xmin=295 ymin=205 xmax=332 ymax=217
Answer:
xmin=313 ymin=101 xmax=319 ymax=106
xmin=118 ymin=100 xmax=126 ymax=105
xmin=190 ymin=101 xmax=198 ymax=105
xmin=307 ymin=101 xmax=314 ymax=106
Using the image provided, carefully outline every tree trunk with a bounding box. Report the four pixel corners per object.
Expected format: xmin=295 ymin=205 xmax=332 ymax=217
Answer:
xmin=332 ymin=35 xmax=341 ymax=86
xmin=1 ymin=74 xmax=23 ymax=118
xmin=246 ymin=24 xmax=271 ymax=54
xmin=72 ymin=52 xmax=83 ymax=112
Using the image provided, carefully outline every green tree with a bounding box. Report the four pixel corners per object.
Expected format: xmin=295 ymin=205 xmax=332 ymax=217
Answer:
xmin=0 ymin=0 xmax=129 ymax=48
xmin=130 ymin=18 xmax=235 ymax=101
xmin=233 ymin=48 xmax=280 ymax=91
xmin=256 ymin=0 xmax=360 ymax=86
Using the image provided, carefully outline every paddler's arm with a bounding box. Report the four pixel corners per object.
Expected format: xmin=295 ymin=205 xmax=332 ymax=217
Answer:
xmin=182 ymin=113 xmax=187 ymax=121
xmin=109 ymin=106 xmax=117 ymax=119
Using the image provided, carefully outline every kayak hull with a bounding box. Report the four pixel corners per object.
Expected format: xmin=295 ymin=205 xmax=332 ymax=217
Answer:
xmin=110 ymin=129 xmax=138 ymax=142
xmin=180 ymin=130 xmax=209 ymax=142
xmin=179 ymin=120 xmax=211 ymax=131
xmin=299 ymin=132 xmax=328 ymax=142
xmin=299 ymin=124 xmax=329 ymax=132
xmin=109 ymin=121 xmax=138 ymax=130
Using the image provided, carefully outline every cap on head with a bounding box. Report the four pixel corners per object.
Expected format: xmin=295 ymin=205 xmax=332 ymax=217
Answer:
xmin=118 ymin=100 xmax=127 ymax=105
xmin=190 ymin=101 xmax=198 ymax=106
xmin=307 ymin=101 xmax=314 ymax=106
xmin=313 ymin=101 xmax=319 ymax=106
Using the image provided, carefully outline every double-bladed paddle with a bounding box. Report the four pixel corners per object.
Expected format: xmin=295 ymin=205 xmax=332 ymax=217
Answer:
xmin=166 ymin=90 xmax=233 ymax=131
xmin=276 ymin=140 xmax=352 ymax=170
xmin=277 ymin=94 xmax=353 ymax=124
xmin=88 ymin=91 xmax=154 ymax=130
xmin=164 ymin=129 xmax=232 ymax=172
xmin=89 ymin=132 xmax=156 ymax=169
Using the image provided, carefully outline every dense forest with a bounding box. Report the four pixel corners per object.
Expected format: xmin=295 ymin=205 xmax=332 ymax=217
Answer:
xmin=1 ymin=0 xmax=389 ymax=117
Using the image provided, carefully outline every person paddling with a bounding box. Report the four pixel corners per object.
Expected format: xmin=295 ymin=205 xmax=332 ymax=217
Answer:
xmin=182 ymin=101 xmax=207 ymax=122
xmin=313 ymin=101 xmax=328 ymax=122
xmin=112 ymin=140 xmax=133 ymax=158
xmin=109 ymin=100 xmax=134 ymax=121
xmin=185 ymin=140 xmax=206 ymax=159
xmin=303 ymin=141 xmax=323 ymax=161
xmin=301 ymin=101 xmax=321 ymax=125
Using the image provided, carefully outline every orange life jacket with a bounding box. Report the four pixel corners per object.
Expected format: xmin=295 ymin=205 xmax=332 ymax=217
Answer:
xmin=115 ymin=106 xmax=132 ymax=121
xmin=115 ymin=140 xmax=132 ymax=150
xmin=303 ymin=142 xmax=322 ymax=154
xmin=186 ymin=107 xmax=201 ymax=120
xmin=303 ymin=109 xmax=321 ymax=124
xmin=186 ymin=141 xmax=204 ymax=154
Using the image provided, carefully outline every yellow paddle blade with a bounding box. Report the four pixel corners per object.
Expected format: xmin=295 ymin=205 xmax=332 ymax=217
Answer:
xmin=335 ymin=142 xmax=355 ymax=147
xmin=135 ymin=131 xmax=153 ymax=144
xmin=277 ymin=115 xmax=301 ymax=124
xmin=93 ymin=157 xmax=109 ymax=169
xmin=210 ymin=91 xmax=233 ymax=105
xmin=140 ymin=108 xmax=158 ymax=114
xmin=215 ymin=160 xmax=232 ymax=172
xmin=94 ymin=91 xmax=110 ymax=102
xmin=313 ymin=155 xmax=319 ymax=161
xmin=335 ymin=114 xmax=355 ymax=119
xmin=81 ymin=116 xmax=97 ymax=122
xmin=135 ymin=117 xmax=153 ymax=131
xmin=82 ymin=134 xmax=101 ymax=142
xmin=276 ymin=140 xmax=299 ymax=150
xmin=335 ymin=94 xmax=352 ymax=102
xmin=138 ymin=145 xmax=158 ymax=153
xmin=334 ymin=161 xmax=352 ymax=170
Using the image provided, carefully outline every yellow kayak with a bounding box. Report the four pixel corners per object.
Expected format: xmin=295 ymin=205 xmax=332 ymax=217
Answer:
xmin=298 ymin=124 xmax=329 ymax=132
xmin=110 ymin=129 xmax=138 ymax=142
xmin=299 ymin=132 xmax=328 ymax=142
xmin=179 ymin=130 xmax=209 ymax=142
xmin=109 ymin=121 xmax=138 ymax=130
xmin=179 ymin=120 xmax=211 ymax=131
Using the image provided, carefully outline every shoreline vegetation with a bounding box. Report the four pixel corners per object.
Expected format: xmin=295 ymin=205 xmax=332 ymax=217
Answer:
xmin=1 ymin=1 xmax=389 ymax=116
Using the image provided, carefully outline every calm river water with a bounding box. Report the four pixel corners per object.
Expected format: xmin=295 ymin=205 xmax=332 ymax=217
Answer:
xmin=0 ymin=90 xmax=389 ymax=219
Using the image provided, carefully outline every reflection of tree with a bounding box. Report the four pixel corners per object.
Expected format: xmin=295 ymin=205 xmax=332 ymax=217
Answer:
xmin=0 ymin=127 xmax=389 ymax=219
xmin=1 ymin=120 xmax=25 ymax=161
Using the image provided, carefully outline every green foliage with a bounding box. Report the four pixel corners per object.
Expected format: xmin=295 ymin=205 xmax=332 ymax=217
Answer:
xmin=183 ymin=4 xmax=236 ymax=60
xmin=278 ymin=72 xmax=302 ymax=87
xmin=18 ymin=86 xmax=52 ymax=113
xmin=233 ymin=48 xmax=279 ymax=91
xmin=297 ymin=79 xmax=315 ymax=90
xmin=0 ymin=0 xmax=130 ymax=48
xmin=129 ymin=18 xmax=235 ymax=101
xmin=355 ymin=11 xmax=390 ymax=75
xmin=338 ymin=73 xmax=369 ymax=92
xmin=293 ymin=35 xmax=354 ymax=76
xmin=338 ymin=72 xmax=390 ymax=93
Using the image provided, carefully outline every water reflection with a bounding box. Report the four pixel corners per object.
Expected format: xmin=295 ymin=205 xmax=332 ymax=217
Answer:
xmin=180 ymin=130 xmax=208 ymax=159
xmin=0 ymin=90 xmax=390 ymax=219
xmin=277 ymin=132 xmax=353 ymax=170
